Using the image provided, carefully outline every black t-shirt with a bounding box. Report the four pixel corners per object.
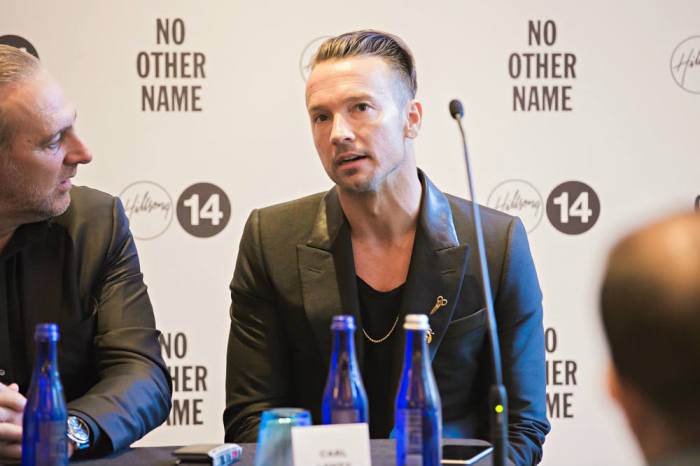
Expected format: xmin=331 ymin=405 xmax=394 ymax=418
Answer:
xmin=357 ymin=276 xmax=404 ymax=439
xmin=0 ymin=222 xmax=46 ymax=389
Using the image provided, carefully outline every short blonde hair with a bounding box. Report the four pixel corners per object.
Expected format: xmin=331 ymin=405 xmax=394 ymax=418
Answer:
xmin=311 ymin=30 xmax=417 ymax=99
xmin=0 ymin=45 xmax=40 ymax=149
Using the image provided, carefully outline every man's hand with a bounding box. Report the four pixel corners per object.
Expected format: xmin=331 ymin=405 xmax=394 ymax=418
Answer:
xmin=0 ymin=383 xmax=26 ymax=462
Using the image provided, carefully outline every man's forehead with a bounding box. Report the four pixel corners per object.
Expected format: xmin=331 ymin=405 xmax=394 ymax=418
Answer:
xmin=305 ymin=55 xmax=403 ymax=106
xmin=1 ymin=71 xmax=75 ymax=134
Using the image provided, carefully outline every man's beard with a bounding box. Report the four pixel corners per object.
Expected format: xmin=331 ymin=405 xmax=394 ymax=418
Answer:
xmin=0 ymin=158 xmax=70 ymax=224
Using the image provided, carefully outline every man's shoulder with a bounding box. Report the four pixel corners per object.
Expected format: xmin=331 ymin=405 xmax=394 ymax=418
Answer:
xmin=442 ymin=191 xmax=517 ymax=234
xmin=257 ymin=191 xmax=326 ymax=217
xmin=254 ymin=191 xmax=327 ymax=229
xmin=237 ymin=191 xmax=329 ymax=267
xmin=68 ymin=185 xmax=115 ymax=210
xmin=245 ymin=191 xmax=329 ymax=246
xmin=53 ymin=185 xmax=118 ymax=232
xmin=35 ymin=186 xmax=121 ymax=278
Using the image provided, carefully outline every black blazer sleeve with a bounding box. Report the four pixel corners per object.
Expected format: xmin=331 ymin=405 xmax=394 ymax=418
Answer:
xmin=65 ymin=194 xmax=172 ymax=454
xmin=224 ymin=209 xmax=292 ymax=442
xmin=495 ymin=218 xmax=549 ymax=465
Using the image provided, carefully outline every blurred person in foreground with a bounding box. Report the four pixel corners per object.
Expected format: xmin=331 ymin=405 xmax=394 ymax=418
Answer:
xmin=601 ymin=211 xmax=700 ymax=466
xmin=0 ymin=44 xmax=171 ymax=462
xmin=224 ymin=30 xmax=549 ymax=465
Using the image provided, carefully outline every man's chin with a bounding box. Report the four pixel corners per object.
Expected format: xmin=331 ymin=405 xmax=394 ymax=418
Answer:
xmin=43 ymin=191 xmax=72 ymax=219
xmin=337 ymin=180 xmax=376 ymax=195
xmin=334 ymin=172 xmax=377 ymax=194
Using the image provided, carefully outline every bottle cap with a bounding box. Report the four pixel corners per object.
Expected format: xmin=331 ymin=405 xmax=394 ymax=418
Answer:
xmin=331 ymin=315 xmax=355 ymax=331
xmin=403 ymin=314 xmax=429 ymax=331
xmin=34 ymin=323 xmax=60 ymax=342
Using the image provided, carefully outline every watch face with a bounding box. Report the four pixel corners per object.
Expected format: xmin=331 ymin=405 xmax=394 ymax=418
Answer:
xmin=68 ymin=416 xmax=90 ymax=443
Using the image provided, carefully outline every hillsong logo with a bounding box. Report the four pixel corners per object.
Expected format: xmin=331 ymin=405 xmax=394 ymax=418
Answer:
xmin=0 ymin=35 xmax=39 ymax=58
xmin=119 ymin=181 xmax=173 ymax=240
xmin=299 ymin=36 xmax=332 ymax=82
xmin=136 ymin=18 xmax=207 ymax=112
xmin=487 ymin=180 xmax=544 ymax=233
xmin=670 ymin=36 xmax=700 ymax=94
xmin=508 ymin=20 xmax=578 ymax=112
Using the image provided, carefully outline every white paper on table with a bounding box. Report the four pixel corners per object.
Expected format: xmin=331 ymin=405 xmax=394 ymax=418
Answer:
xmin=291 ymin=423 xmax=372 ymax=466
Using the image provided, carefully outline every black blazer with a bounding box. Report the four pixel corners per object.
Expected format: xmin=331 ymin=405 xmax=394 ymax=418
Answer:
xmin=225 ymin=172 xmax=549 ymax=465
xmin=0 ymin=186 xmax=172 ymax=456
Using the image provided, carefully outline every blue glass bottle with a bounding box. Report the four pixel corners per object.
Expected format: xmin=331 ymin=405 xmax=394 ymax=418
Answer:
xmin=22 ymin=323 xmax=68 ymax=466
xmin=322 ymin=315 xmax=369 ymax=424
xmin=395 ymin=314 xmax=442 ymax=466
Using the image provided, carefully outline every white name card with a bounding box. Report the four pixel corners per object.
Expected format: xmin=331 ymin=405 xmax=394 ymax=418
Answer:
xmin=291 ymin=423 xmax=372 ymax=466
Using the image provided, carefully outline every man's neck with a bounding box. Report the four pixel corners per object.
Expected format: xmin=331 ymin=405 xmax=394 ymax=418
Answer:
xmin=0 ymin=210 xmax=22 ymax=255
xmin=639 ymin=427 xmax=687 ymax=464
xmin=625 ymin=400 xmax=687 ymax=464
xmin=337 ymin=166 xmax=422 ymax=291
xmin=338 ymin=167 xmax=422 ymax=243
xmin=0 ymin=229 xmax=16 ymax=255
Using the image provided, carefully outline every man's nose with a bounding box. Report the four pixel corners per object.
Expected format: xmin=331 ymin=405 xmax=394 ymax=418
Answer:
xmin=63 ymin=130 xmax=93 ymax=165
xmin=330 ymin=114 xmax=354 ymax=145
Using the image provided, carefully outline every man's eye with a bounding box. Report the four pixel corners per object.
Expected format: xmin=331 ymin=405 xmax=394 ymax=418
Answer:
xmin=357 ymin=103 xmax=369 ymax=112
xmin=314 ymin=114 xmax=329 ymax=123
xmin=46 ymin=134 xmax=62 ymax=150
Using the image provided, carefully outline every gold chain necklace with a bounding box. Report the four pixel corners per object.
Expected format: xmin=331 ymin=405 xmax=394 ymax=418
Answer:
xmin=362 ymin=315 xmax=400 ymax=344
xmin=361 ymin=296 xmax=448 ymax=344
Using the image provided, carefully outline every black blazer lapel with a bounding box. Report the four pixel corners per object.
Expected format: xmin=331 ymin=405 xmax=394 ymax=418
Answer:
xmin=298 ymin=188 xmax=362 ymax=371
xmin=388 ymin=172 xmax=470 ymax=414
xmin=298 ymin=244 xmax=343 ymax=372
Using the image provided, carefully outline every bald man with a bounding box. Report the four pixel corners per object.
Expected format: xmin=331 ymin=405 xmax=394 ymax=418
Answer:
xmin=0 ymin=44 xmax=171 ymax=461
xmin=600 ymin=212 xmax=700 ymax=465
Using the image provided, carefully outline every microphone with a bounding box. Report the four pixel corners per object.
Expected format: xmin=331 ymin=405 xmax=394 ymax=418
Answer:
xmin=449 ymin=99 xmax=463 ymax=120
xmin=449 ymin=99 xmax=508 ymax=466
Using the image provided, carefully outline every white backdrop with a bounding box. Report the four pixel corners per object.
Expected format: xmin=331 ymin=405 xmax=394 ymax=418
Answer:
xmin=3 ymin=1 xmax=700 ymax=464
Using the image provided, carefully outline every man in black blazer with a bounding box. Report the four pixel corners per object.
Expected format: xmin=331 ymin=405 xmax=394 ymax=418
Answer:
xmin=225 ymin=31 xmax=549 ymax=465
xmin=0 ymin=45 xmax=171 ymax=460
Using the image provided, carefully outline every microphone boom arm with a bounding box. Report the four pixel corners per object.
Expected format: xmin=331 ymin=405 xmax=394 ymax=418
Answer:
xmin=450 ymin=99 xmax=509 ymax=466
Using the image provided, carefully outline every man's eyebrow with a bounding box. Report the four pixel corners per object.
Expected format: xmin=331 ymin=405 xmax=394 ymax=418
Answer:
xmin=345 ymin=94 xmax=372 ymax=102
xmin=307 ymin=103 xmax=327 ymax=114
xmin=307 ymin=95 xmax=373 ymax=113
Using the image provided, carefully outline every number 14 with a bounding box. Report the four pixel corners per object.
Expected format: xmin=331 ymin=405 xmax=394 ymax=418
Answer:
xmin=552 ymin=192 xmax=593 ymax=223
xmin=183 ymin=194 xmax=224 ymax=226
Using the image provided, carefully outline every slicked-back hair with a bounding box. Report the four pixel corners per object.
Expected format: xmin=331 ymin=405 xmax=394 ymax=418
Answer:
xmin=600 ymin=212 xmax=700 ymax=437
xmin=311 ymin=30 xmax=417 ymax=99
xmin=0 ymin=45 xmax=40 ymax=150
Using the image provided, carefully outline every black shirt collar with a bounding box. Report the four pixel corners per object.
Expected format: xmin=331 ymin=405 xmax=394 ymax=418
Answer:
xmin=0 ymin=221 xmax=51 ymax=262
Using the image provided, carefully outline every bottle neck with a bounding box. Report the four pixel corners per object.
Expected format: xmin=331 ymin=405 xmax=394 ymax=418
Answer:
xmin=330 ymin=328 xmax=357 ymax=370
xmin=403 ymin=328 xmax=429 ymax=368
xmin=35 ymin=338 xmax=59 ymax=373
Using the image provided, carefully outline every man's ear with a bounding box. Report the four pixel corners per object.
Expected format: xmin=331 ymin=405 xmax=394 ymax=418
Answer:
xmin=404 ymin=100 xmax=422 ymax=139
xmin=607 ymin=364 xmax=624 ymax=405
xmin=606 ymin=363 xmax=675 ymax=462
xmin=607 ymin=364 xmax=647 ymax=425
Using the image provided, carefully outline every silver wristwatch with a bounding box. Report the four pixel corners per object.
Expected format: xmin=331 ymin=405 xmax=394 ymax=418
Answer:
xmin=67 ymin=415 xmax=91 ymax=451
